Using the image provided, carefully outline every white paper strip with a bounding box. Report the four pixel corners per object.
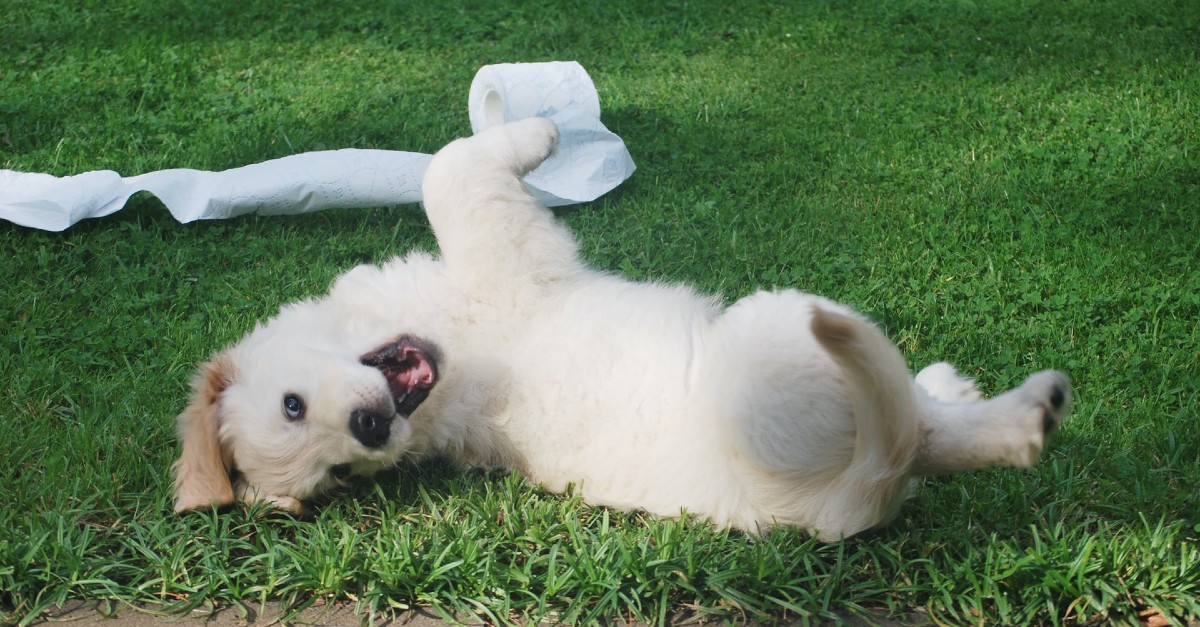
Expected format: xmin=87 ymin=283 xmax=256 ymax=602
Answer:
xmin=0 ymin=61 xmax=634 ymax=232
xmin=0 ymin=151 xmax=431 ymax=232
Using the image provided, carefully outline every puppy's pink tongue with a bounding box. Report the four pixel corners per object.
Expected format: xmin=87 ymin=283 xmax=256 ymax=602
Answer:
xmin=360 ymin=335 xmax=440 ymax=415
xmin=399 ymin=348 xmax=436 ymax=388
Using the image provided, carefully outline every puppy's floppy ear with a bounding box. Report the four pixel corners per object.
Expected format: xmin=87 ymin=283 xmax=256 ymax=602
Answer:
xmin=172 ymin=353 xmax=238 ymax=512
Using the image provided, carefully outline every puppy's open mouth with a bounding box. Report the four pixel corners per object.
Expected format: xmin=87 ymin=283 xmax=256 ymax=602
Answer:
xmin=359 ymin=335 xmax=441 ymax=416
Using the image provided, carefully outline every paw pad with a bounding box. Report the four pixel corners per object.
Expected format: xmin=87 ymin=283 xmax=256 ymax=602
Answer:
xmin=1049 ymin=386 xmax=1065 ymax=411
xmin=1042 ymin=410 xmax=1058 ymax=435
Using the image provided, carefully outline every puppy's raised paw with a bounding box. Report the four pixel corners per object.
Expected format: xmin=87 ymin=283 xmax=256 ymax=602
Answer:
xmin=430 ymin=117 xmax=559 ymax=183
xmin=494 ymin=116 xmax=559 ymax=176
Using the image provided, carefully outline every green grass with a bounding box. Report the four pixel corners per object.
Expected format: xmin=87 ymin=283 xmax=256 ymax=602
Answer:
xmin=2 ymin=0 xmax=1198 ymax=624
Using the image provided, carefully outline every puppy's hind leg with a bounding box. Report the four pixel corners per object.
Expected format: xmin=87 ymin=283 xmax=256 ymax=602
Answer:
xmin=915 ymin=362 xmax=983 ymax=403
xmin=913 ymin=370 xmax=1072 ymax=475
xmin=421 ymin=118 xmax=586 ymax=293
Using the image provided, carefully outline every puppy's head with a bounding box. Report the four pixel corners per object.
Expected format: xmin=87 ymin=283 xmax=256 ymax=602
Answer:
xmin=171 ymin=301 xmax=440 ymax=514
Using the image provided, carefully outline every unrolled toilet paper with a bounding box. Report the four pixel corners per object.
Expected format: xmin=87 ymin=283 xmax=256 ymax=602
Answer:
xmin=0 ymin=61 xmax=635 ymax=231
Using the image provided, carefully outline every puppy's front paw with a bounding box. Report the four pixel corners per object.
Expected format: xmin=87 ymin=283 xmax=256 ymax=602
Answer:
xmin=1008 ymin=370 xmax=1072 ymax=466
xmin=434 ymin=117 xmax=559 ymax=181
xmin=235 ymin=479 xmax=307 ymax=515
xmin=500 ymin=117 xmax=559 ymax=175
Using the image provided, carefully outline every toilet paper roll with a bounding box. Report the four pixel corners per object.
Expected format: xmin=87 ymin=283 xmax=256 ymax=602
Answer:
xmin=469 ymin=61 xmax=635 ymax=208
xmin=0 ymin=61 xmax=635 ymax=231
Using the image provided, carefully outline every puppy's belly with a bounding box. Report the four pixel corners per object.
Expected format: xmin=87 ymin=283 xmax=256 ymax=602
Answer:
xmin=498 ymin=280 xmax=743 ymax=514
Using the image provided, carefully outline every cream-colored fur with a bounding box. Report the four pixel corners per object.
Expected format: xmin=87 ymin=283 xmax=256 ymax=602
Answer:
xmin=173 ymin=118 xmax=1072 ymax=540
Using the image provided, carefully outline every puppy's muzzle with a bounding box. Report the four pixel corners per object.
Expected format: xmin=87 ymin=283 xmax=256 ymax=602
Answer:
xmin=349 ymin=408 xmax=392 ymax=448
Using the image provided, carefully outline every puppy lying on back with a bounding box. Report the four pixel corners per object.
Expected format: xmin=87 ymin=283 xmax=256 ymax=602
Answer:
xmin=173 ymin=118 xmax=1071 ymax=540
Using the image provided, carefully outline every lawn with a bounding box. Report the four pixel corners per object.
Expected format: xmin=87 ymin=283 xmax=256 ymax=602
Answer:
xmin=2 ymin=0 xmax=1198 ymax=624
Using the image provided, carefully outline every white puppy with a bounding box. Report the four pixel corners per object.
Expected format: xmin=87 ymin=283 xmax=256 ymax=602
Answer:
xmin=173 ymin=118 xmax=1071 ymax=540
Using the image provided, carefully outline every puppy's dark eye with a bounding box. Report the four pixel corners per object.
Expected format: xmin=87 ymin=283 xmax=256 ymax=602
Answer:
xmin=329 ymin=463 xmax=352 ymax=480
xmin=282 ymin=394 xmax=306 ymax=421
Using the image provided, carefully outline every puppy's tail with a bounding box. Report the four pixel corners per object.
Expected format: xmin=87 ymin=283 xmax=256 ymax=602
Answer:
xmin=811 ymin=307 xmax=919 ymax=508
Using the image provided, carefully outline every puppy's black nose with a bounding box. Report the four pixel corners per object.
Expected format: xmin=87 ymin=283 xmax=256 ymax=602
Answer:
xmin=349 ymin=409 xmax=391 ymax=448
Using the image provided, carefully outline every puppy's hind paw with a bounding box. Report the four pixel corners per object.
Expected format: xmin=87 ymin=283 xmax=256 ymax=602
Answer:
xmin=915 ymin=362 xmax=983 ymax=403
xmin=1024 ymin=370 xmax=1072 ymax=435
xmin=1005 ymin=370 xmax=1072 ymax=466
